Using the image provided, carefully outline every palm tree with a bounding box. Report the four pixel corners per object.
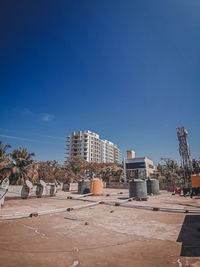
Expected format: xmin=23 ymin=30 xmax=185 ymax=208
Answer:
xmin=10 ymin=147 xmax=35 ymax=185
xmin=0 ymin=141 xmax=12 ymax=182
xmin=0 ymin=141 xmax=11 ymax=160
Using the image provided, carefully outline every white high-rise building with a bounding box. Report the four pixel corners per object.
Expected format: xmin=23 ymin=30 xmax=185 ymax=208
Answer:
xmin=66 ymin=130 xmax=121 ymax=164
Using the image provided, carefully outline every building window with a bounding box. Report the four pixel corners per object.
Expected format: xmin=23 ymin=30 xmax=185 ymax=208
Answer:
xmin=126 ymin=162 xmax=146 ymax=169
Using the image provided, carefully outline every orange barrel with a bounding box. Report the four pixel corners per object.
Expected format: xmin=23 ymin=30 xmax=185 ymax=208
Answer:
xmin=90 ymin=178 xmax=103 ymax=195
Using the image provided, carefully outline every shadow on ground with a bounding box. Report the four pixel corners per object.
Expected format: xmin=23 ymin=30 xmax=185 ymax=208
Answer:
xmin=177 ymin=215 xmax=200 ymax=257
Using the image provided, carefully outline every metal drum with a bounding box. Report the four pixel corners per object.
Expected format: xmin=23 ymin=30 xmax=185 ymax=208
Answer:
xmin=147 ymin=179 xmax=160 ymax=195
xmin=0 ymin=178 xmax=9 ymax=206
xmin=78 ymin=180 xmax=90 ymax=194
xmin=48 ymin=184 xmax=56 ymax=196
xmin=129 ymin=179 xmax=147 ymax=199
xmin=21 ymin=185 xmax=30 ymax=199
xmin=62 ymin=183 xmax=70 ymax=192
xmin=36 ymin=184 xmax=43 ymax=198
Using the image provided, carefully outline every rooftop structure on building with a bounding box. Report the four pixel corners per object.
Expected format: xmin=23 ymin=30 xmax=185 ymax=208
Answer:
xmin=66 ymin=130 xmax=121 ymax=164
xmin=123 ymin=150 xmax=154 ymax=181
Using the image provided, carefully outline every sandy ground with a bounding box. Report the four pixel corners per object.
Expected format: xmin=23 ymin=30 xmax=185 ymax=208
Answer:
xmin=0 ymin=189 xmax=200 ymax=267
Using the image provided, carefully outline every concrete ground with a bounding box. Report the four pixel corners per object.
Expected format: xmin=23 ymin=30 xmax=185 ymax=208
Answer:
xmin=0 ymin=189 xmax=200 ymax=267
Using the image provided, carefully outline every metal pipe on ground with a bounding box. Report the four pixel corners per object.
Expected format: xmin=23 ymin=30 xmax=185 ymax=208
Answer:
xmin=68 ymin=196 xmax=134 ymax=206
xmin=0 ymin=201 xmax=100 ymax=220
xmin=2 ymin=192 xmax=200 ymax=221
xmin=104 ymin=191 xmax=125 ymax=196
xmin=120 ymin=202 xmax=200 ymax=213
xmin=68 ymin=193 xmax=93 ymax=199
xmin=67 ymin=196 xmax=200 ymax=214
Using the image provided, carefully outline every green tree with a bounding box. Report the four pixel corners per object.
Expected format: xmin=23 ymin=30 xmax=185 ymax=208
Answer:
xmin=192 ymin=159 xmax=200 ymax=174
xmin=100 ymin=166 xmax=112 ymax=182
xmin=155 ymin=159 xmax=183 ymax=187
xmin=111 ymin=166 xmax=124 ymax=182
xmin=38 ymin=160 xmax=67 ymax=183
xmin=0 ymin=141 xmax=11 ymax=160
xmin=100 ymin=165 xmax=124 ymax=182
xmin=85 ymin=162 xmax=111 ymax=178
xmin=0 ymin=141 xmax=12 ymax=182
xmin=9 ymin=147 xmax=35 ymax=185
xmin=65 ymin=156 xmax=87 ymax=179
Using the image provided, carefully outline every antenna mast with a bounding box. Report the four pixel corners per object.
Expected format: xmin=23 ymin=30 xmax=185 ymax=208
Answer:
xmin=176 ymin=126 xmax=191 ymax=187
xmin=176 ymin=127 xmax=191 ymax=168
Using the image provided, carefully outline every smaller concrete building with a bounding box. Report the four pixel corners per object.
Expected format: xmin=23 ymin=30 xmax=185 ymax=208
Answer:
xmin=124 ymin=150 xmax=154 ymax=181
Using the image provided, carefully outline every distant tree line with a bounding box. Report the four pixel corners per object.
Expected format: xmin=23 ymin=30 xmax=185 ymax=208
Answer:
xmin=151 ymin=158 xmax=200 ymax=188
xmin=1 ymin=140 xmax=199 ymax=187
xmin=0 ymin=141 xmax=124 ymax=185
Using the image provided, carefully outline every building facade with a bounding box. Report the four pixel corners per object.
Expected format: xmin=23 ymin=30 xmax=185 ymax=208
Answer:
xmin=124 ymin=150 xmax=154 ymax=181
xmin=66 ymin=130 xmax=121 ymax=164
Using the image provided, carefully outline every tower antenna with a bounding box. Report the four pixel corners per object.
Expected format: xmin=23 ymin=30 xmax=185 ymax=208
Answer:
xmin=176 ymin=126 xmax=191 ymax=187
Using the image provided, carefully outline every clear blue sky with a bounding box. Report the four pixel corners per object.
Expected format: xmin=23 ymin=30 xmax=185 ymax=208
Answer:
xmin=0 ymin=0 xmax=199 ymax=164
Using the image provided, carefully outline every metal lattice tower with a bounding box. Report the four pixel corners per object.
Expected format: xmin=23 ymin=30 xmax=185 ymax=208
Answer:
xmin=176 ymin=126 xmax=191 ymax=168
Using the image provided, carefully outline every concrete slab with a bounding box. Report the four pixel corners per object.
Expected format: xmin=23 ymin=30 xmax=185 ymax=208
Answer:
xmin=0 ymin=189 xmax=200 ymax=266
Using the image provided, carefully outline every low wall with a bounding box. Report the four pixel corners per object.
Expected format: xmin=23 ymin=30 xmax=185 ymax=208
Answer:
xmin=63 ymin=183 xmax=78 ymax=192
xmin=106 ymin=182 xmax=128 ymax=189
xmin=69 ymin=183 xmax=78 ymax=191
xmin=5 ymin=184 xmax=56 ymax=199
xmin=6 ymin=185 xmax=38 ymax=198
xmin=56 ymin=183 xmax=63 ymax=191
xmin=6 ymin=185 xmax=23 ymax=198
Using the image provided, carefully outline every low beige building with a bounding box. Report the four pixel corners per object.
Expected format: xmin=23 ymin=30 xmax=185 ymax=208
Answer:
xmin=124 ymin=150 xmax=154 ymax=180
